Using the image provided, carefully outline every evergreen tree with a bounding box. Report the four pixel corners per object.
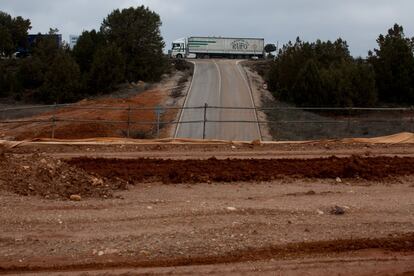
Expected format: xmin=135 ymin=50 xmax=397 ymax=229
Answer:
xmin=368 ymin=24 xmax=414 ymax=104
xmin=37 ymin=51 xmax=81 ymax=104
xmin=0 ymin=11 xmax=31 ymax=56
xmin=100 ymin=6 xmax=168 ymax=82
xmin=72 ymin=30 xmax=105 ymax=73
xmin=88 ymin=44 xmax=125 ymax=93
xmin=267 ymin=38 xmax=377 ymax=107
xmin=292 ymin=59 xmax=324 ymax=106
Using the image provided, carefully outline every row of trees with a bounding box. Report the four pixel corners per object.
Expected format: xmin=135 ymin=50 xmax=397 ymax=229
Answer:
xmin=266 ymin=24 xmax=414 ymax=107
xmin=0 ymin=6 xmax=169 ymax=104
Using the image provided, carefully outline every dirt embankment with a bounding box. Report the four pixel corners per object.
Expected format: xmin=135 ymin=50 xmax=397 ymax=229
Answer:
xmin=0 ymin=152 xmax=127 ymax=199
xmin=68 ymin=155 xmax=414 ymax=184
xmin=0 ymin=71 xmax=192 ymax=140
xmin=3 ymin=153 xmax=414 ymax=200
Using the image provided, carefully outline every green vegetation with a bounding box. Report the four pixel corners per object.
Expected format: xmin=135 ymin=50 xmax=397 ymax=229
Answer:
xmin=0 ymin=11 xmax=31 ymax=57
xmin=264 ymin=44 xmax=277 ymax=58
xmin=0 ymin=6 xmax=169 ymax=104
xmin=265 ymin=24 xmax=414 ymax=107
xmin=266 ymin=38 xmax=377 ymax=107
xmin=101 ymin=7 xmax=168 ymax=82
xmin=2 ymin=5 xmax=414 ymax=108
xmin=368 ymin=24 xmax=414 ymax=104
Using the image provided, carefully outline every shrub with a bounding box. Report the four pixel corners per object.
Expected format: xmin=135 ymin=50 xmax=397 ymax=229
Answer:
xmin=267 ymin=38 xmax=377 ymax=107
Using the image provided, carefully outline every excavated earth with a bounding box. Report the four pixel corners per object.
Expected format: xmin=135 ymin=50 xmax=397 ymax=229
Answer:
xmin=3 ymin=153 xmax=414 ymax=199
xmin=1 ymin=142 xmax=414 ymax=275
xmin=68 ymin=155 xmax=414 ymax=184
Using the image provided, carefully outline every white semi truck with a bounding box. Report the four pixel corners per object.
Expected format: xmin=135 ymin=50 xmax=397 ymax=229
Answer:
xmin=170 ymin=36 xmax=264 ymax=59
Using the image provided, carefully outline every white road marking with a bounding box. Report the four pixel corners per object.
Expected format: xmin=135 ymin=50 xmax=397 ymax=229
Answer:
xmin=174 ymin=61 xmax=197 ymax=138
xmin=213 ymin=60 xmax=222 ymax=104
xmin=236 ymin=60 xmax=261 ymax=140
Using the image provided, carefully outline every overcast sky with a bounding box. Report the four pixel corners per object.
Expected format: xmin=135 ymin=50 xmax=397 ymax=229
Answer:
xmin=2 ymin=0 xmax=414 ymax=57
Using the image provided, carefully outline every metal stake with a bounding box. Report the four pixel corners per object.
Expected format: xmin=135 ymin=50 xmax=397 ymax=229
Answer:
xmin=156 ymin=110 xmax=161 ymax=138
xmin=51 ymin=102 xmax=57 ymax=139
xmin=347 ymin=107 xmax=352 ymax=135
xmin=203 ymin=103 xmax=208 ymax=139
xmin=127 ymin=105 xmax=131 ymax=138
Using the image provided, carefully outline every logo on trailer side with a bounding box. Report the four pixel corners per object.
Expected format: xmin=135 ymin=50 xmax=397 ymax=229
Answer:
xmin=231 ymin=40 xmax=249 ymax=50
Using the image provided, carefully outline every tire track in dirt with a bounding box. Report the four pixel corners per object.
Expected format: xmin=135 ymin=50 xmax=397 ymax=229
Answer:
xmin=1 ymin=234 xmax=413 ymax=274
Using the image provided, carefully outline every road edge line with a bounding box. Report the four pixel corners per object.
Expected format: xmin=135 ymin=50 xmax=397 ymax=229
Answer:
xmin=174 ymin=61 xmax=197 ymax=138
xmin=213 ymin=60 xmax=222 ymax=102
xmin=236 ymin=60 xmax=262 ymax=141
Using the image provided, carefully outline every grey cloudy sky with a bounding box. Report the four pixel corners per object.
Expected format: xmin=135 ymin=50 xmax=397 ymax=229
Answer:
xmin=1 ymin=0 xmax=414 ymax=56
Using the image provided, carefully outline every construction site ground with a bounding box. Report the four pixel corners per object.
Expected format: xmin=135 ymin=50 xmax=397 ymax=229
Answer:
xmin=1 ymin=135 xmax=414 ymax=275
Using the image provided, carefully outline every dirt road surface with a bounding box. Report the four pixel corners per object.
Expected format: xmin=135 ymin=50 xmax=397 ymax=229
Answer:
xmin=1 ymin=140 xmax=414 ymax=275
xmin=1 ymin=178 xmax=413 ymax=275
xmin=175 ymin=60 xmax=261 ymax=141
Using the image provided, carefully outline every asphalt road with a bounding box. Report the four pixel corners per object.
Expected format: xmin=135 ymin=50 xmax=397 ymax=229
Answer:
xmin=175 ymin=59 xmax=261 ymax=141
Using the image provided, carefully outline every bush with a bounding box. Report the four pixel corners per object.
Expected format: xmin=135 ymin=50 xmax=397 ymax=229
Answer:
xmin=0 ymin=60 xmax=23 ymax=98
xmin=18 ymin=57 xmax=44 ymax=89
xmin=35 ymin=51 xmax=81 ymax=104
xmin=267 ymin=38 xmax=377 ymax=107
xmin=87 ymin=44 xmax=125 ymax=94
xmin=173 ymin=59 xmax=192 ymax=71
xmin=0 ymin=62 xmax=8 ymax=96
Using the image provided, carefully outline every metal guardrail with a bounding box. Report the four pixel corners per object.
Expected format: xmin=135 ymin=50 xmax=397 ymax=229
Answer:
xmin=1 ymin=103 xmax=414 ymax=140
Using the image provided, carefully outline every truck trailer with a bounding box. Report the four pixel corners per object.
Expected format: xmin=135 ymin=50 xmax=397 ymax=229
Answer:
xmin=170 ymin=36 xmax=264 ymax=59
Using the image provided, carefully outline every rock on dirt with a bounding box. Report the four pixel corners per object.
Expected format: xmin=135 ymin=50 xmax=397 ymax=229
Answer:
xmin=330 ymin=206 xmax=346 ymax=215
xmin=70 ymin=195 xmax=82 ymax=201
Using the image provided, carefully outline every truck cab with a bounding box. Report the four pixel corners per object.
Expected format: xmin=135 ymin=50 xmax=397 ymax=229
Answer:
xmin=170 ymin=38 xmax=186 ymax=59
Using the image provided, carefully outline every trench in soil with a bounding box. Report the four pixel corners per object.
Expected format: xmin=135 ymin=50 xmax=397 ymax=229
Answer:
xmin=67 ymin=155 xmax=414 ymax=183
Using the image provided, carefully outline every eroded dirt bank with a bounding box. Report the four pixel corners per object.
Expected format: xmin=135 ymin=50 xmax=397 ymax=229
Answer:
xmin=68 ymin=155 xmax=414 ymax=184
xmin=4 ymin=154 xmax=414 ymax=200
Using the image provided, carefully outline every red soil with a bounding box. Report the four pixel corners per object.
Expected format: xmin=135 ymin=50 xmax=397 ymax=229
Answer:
xmin=67 ymin=155 xmax=414 ymax=184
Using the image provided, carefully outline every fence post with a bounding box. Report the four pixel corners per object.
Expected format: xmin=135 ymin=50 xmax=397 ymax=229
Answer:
xmin=156 ymin=109 xmax=161 ymax=138
xmin=1 ymin=108 xmax=5 ymax=121
xmin=51 ymin=102 xmax=57 ymax=139
xmin=127 ymin=105 xmax=131 ymax=138
xmin=203 ymin=103 xmax=208 ymax=140
xmin=347 ymin=107 xmax=352 ymax=135
xmin=411 ymin=106 xmax=414 ymax=133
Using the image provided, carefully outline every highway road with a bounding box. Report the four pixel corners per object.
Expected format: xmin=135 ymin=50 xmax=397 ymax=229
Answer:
xmin=175 ymin=59 xmax=261 ymax=141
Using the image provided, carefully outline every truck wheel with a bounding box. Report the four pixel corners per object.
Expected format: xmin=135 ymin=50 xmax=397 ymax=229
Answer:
xmin=176 ymin=54 xmax=183 ymax=59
